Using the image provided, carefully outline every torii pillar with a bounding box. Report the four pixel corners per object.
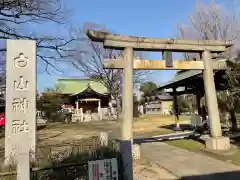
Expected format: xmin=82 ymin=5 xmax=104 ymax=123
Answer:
xmin=202 ymin=51 xmax=230 ymax=150
xmin=120 ymin=47 xmax=134 ymax=180
xmin=122 ymin=47 xmax=134 ymax=140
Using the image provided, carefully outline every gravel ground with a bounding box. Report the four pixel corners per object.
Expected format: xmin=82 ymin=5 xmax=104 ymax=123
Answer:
xmin=133 ymin=159 xmax=177 ymax=180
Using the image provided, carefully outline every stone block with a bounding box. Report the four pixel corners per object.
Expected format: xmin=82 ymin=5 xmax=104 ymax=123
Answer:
xmin=132 ymin=144 xmax=140 ymax=160
xmin=119 ymin=140 xmax=133 ymax=180
xmin=205 ymin=136 xmax=230 ymax=151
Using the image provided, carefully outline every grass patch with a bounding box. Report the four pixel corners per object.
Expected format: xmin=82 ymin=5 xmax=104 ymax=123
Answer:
xmin=166 ymin=139 xmax=204 ymax=151
xmin=133 ymin=115 xmax=191 ymax=137
xmin=134 ymin=115 xmax=190 ymax=122
xmin=134 ymin=129 xmax=174 ymax=137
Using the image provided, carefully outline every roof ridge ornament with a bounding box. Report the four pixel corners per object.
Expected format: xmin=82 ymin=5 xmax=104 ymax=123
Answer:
xmin=87 ymin=82 xmax=92 ymax=88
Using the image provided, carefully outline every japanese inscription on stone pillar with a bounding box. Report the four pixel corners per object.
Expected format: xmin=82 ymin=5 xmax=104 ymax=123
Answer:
xmin=5 ymin=40 xmax=36 ymax=163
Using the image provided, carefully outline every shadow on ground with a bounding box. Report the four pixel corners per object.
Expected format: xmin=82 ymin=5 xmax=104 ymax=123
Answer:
xmin=231 ymin=135 xmax=240 ymax=148
xmin=133 ymin=134 xmax=201 ymax=145
xmin=37 ymin=125 xmax=47 ymax=131
xmin=180 ymin=171 xmax=240 ymax=180
xmin=159 ymin=124 xmax=240 ymax=138
xmin=159 ymin=124 xmax=195 ymax=131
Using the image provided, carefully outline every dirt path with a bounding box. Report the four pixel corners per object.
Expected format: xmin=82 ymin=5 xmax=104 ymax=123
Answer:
xmin=141 ymin=142 xmax=240 ymax=180
xmin=133 ymin=159 xmax=177 ymax=179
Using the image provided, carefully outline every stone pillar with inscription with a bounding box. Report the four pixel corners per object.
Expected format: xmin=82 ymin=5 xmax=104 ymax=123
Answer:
xmin=5 ymin=40 xmax=36 ymax=164
xmin=16 ymin=132 xmax=30 ymax=180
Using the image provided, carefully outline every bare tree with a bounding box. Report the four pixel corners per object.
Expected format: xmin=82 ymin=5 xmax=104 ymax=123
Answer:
xmin=178 ymin=0 xmax=240 ymax=130
xmin=70 ymin=23 xmax=149 ymax=114
xmin=0 ymin=0 xmax=77 ymax=73
xmin=178 ymin=0 xmax=240 ymax=59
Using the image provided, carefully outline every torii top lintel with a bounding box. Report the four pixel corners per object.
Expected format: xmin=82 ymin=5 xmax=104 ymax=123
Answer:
xmin=86 ymin=29 xmax=233 ymax=53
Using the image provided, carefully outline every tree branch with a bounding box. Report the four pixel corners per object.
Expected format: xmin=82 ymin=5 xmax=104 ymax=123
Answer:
xmin=0 ymin=0 xmax=78 ymax=74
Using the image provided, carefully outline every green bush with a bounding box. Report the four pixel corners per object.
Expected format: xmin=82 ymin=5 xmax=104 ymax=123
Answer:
xmin=236 ymin=102 xmax=240 ymax=113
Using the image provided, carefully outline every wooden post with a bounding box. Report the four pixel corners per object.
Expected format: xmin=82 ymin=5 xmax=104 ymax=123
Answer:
xmin=162 ymin=51 xmax=173 ymax=67
xmin=173 ymin=88 xmax=181 ymax=131
xmin=76 ymin=100 xmax=79 ymax=110
xmin=202 ymin=50 xmax=222 ymax=137
xmin=98 ymin=99 xmax=102 ymax=120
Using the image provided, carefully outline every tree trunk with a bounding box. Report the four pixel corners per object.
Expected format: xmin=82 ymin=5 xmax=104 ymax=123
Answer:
xmin=230 ymin=109 xmax=237 ymax=132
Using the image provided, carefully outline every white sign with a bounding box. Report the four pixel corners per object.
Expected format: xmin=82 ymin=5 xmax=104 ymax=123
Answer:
xmin=88 ymin=158 xmax=118 ymax=180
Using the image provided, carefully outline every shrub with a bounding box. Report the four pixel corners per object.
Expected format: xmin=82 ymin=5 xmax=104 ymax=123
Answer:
xmin=0 ymin=136 xmax=124 ymax=180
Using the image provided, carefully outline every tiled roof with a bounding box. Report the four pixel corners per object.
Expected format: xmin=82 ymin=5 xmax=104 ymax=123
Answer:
xmin=169 ymin=70 xmax=202 ymax=83
xmin=56 ymin=78 xmax=109 ymax=95
xmin=157 ymin=70 xmax=202 ymax=91
xmin=156 ymin=58 xmax=228 ymax=91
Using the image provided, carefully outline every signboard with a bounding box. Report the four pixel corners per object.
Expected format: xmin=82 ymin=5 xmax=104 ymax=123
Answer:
xmin=88 ymin=158 xmax=118 ymax=180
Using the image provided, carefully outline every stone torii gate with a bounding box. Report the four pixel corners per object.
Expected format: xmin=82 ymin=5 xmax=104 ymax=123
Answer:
xmin=87 ymin=30 xmax=232 ymax=149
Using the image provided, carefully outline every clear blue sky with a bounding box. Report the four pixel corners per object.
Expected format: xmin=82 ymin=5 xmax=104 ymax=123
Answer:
xmin=37 ymin=0 xmax=233 ymax=92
